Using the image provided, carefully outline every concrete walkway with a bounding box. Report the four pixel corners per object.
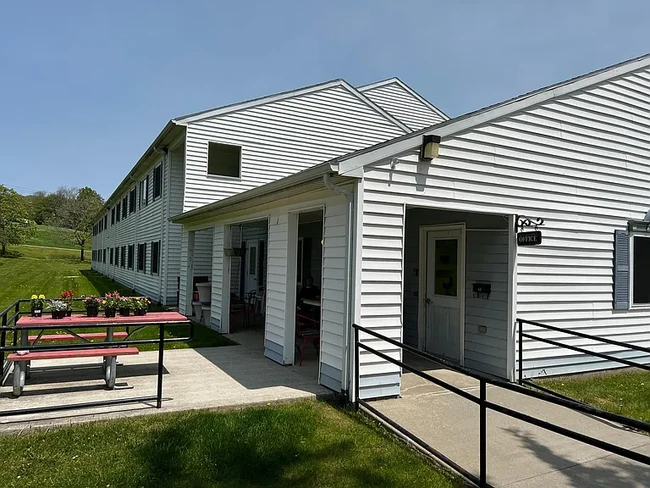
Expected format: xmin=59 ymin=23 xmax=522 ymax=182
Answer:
xmin=0 ymin=344 xmax=329 ymax=433
xmin=370 ymin=355 xmax=650 ymax=487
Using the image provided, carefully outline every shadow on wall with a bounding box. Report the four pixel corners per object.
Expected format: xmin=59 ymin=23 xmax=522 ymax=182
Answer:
xmin=503 ymin=426 xmax=650 ymax=487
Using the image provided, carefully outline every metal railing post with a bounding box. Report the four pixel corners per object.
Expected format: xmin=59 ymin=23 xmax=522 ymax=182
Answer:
xmin=480 ymin=379 xmax=487 ymax=487
xmin=354 ymin=324 xmax=360 ymax=411
xmin=156 ymin=323 xmax=165 ymax=408
xmin=518 ymin=319 xmax=523 ymax=384
xmin=1 ymin=312 xmax=6 ymax=379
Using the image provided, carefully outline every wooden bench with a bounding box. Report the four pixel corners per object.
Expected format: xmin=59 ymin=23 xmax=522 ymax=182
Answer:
xmin=28 ymin=332 xmax=129 ymax=343
xmin=8 ymin=347 xmax=139 ymax=396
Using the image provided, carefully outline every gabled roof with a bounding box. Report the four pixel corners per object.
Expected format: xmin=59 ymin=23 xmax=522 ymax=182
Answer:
xmin=335 ymin=52 xmax=650 ymax=175
xmin=173 ymin=78 xmax=410 ymax=133
xmin=357 ymin=77 xmax=449 ymax=121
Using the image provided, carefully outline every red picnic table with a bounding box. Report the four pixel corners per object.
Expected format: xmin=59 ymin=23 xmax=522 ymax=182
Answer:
xmin=11 ymin=312 xmax=189 ymax=397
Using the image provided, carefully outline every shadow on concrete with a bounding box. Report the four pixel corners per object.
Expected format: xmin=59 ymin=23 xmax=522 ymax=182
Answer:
xmin=193 ymin=346 xmax=325 ymax=396
xmin=504 ymin=426 xmax=650 ymax=487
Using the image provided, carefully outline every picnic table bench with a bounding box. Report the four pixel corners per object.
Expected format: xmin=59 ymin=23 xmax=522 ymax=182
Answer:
xmin=11 ymin=312 xmax=188 ymax=397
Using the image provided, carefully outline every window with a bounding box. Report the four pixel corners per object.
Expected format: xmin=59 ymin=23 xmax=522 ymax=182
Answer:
xmin=121 ymin=246 xmax=126 ymax=268
xmin=127 ymin=244 xmax=134 ymax=269
xmin=248 ymin=245 xmax=257 ymax=275
xmin=110 ymin=247 xmax=114 ymax=265
xmin=138 ymin=243 xmax=146 ymax=271
xmin=139 ymin=177 xmax=149 ymax=208
xmin=116 ymin=203 xmax=121 ymax=222
xmin=633 ymin=235 xmax=650 ymax=305
xmin=151 ymin=240 xmax=160 ymax=274
xmin=129 ymin=188 xmax=137 ymax=213
xmin=153 ymin=165 xmax=162 ymax=199
xmin=103 ymin=249 xmax=106 ymax=264
xmin=122 ymin=197 xmax=128 ymax=219
xmin=114 ymin=246 xmax=119 ymax=267
xmin=207 ymin=142 xmax=241 ymax=178
xmin=104 ymin=215 xmax=108 ymax=229
xmin=99 ymin=220 xmax=102 ymax=233
xmin=111 ymin=207 xmax=115 ymax=225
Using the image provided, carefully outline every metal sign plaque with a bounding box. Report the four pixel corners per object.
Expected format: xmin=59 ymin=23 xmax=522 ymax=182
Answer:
xmin=517 ymin=231 xmax=542 ymax=246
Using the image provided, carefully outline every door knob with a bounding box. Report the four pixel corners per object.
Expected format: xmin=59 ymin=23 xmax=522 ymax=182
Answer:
xmin=425 ymin=297 xmax=432 ymax=305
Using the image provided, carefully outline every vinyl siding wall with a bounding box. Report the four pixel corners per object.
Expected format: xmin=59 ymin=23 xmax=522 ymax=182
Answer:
xmin=362 ymin=66 xmax=650 ymax=380
xmin=320 ymin=202 xmax=349 ymax=391
xmin=182 ymin=85 xmax=405 ymax=211
xmin=359 ymin=81 xmax=446 ymax=130
xmin=91 ymin=153 xmax=173 ymax=303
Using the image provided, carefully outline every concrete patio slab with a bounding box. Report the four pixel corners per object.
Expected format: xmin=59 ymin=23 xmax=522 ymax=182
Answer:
xmin=0 ymin=344 xmax=330 ymax=433
xmin=369 ymin=358 xmax=650 ymax=487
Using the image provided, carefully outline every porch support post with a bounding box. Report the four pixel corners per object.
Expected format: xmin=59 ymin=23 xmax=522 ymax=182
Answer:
xmin=506 ymin=214 xmax=518 ymax=381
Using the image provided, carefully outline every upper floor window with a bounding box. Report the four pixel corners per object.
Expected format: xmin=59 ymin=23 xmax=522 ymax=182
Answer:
xmin=104 ymin=215 xmax=108 ymax=229
xmin=208 ymin=142 xmax=241 ymax=178
xmin=139 ymin=177 xmax=149 ymax=208
xmin=122 ymin=197 xmax=128 ymax=219
xmin=111 ymin=207 xmax=115 ymax=225
xmin=116 ymin=203 xmax=121 ymax=222
xmin=153 ymin=165 xmax=163 ymax=199
xmin=129 ymin=188 xmax=137 ymax=214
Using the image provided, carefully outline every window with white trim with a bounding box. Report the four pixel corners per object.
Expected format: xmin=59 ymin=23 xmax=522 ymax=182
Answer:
xmin=632 ymin=234 xmax=650 ymax=305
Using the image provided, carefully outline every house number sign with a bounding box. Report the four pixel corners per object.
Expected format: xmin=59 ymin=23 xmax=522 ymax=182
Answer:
xmin=515 ymin=215 xmax=544 ymax=247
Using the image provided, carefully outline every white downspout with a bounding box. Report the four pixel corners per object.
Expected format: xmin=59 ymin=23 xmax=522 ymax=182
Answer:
xmin=323 ymin=173 xmax=354 ymax=398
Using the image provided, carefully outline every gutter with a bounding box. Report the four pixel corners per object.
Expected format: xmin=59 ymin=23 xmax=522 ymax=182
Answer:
xmin=322 ymin=173 xmax=354 ymax=399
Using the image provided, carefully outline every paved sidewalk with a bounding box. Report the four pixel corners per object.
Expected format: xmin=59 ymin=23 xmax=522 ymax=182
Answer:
xmin=370 ymin=359 xmax=650 ymax=487
xmin=0 ymin=345 xmax=329 ymax=433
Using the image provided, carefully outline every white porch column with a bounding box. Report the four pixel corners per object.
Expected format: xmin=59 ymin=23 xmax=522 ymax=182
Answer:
xmin=210 ymin=225 xmax=225 ymax=331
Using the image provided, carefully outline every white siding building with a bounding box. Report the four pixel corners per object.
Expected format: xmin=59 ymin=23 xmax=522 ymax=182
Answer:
xmin=172 ymin=54 xmax=650 ymax=399
xmin=91 ymin=78 xmax=447 ymax=305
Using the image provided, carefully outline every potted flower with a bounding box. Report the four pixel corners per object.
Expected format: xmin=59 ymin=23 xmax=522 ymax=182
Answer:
xmin=47 ymin=299 xmax=68 ymax=319
xmin=30 ymin=294 xmax=45 ymax=317
xmin=118 ymin=296 xmax=133 ymax=317
xmin=82 ymin=295 xmax=101 ymax=317
xmin=132 ymin=297 xmax=150 ymax=316
xmin=60 ymin=290 xmax=74 ymax=316
xmin=102 ymin=292 xmax=120 ymax=318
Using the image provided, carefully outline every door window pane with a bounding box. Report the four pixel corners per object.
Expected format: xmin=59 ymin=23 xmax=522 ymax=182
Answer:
xmin=434 ymin=239 xmax=458 ymax=297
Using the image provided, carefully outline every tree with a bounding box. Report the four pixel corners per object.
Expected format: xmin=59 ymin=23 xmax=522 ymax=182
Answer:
xmin=0 ymin=185 xmax=35 ymax=255
xmin=59 ymin=187 xmax=104 ymax=261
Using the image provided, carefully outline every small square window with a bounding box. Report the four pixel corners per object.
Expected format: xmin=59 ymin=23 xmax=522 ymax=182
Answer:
xmin=208 ymin=142 xmax=241 ymax=178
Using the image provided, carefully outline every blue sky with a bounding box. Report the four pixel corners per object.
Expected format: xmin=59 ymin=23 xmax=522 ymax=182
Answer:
xmin=1 ymin=0 xmax=648 ymax=198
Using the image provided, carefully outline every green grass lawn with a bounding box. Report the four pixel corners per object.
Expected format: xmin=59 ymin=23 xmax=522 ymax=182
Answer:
xmin=24 ymin=225 xmax=79 ymax=250
xmin=0 ymin=401 xmax=460 ymax=488
xmin=0 ymin=245 xmax=229 ymax=350
xmin=536 ymin=369 xmax=650 ymax=423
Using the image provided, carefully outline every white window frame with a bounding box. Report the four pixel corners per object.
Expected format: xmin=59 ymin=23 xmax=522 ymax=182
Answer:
xmin=629 ymin=233 xmax=650 ymax=309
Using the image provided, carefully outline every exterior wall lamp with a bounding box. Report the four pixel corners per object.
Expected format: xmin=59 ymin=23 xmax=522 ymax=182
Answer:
xmin=419 ymin=134 xmax=441 ymax=161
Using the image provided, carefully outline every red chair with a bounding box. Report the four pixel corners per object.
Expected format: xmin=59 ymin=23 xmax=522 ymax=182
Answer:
xmin=295 ymin=313 xmax=320 ymax=366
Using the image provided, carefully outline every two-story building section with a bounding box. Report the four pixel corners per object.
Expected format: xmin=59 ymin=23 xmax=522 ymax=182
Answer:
xmin=91 ymin=78 xmax=447 ymax=305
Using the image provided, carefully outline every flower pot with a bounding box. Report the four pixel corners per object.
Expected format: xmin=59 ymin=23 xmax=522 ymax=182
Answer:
xmin=31 ymin=308 xmax=42 ymax=318
xmin=133 ymin=309 xmax=146 ymax=316
xmin=119 ymin=308 xmax=131 ymax=317
xmin=86 ymin=307 xmax=99 ymax=317
xmin=104 ymin=308 xmax=116 ymax=318
xmin=66 ymin=310 xmax=72 ymax=317
xmin=51 ymin=311 xmax=64 ymax=319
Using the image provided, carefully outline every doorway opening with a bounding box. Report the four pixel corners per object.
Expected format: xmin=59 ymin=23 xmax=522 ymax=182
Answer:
xmin=293 ymin=208 xmax=324 ymax=380
xmin=225 ymin=218 xmax=269 ymax=353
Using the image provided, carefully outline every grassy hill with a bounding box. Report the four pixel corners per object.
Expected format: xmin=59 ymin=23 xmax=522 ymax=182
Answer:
xmin=25 ymin=225 xmax=79 ymax=250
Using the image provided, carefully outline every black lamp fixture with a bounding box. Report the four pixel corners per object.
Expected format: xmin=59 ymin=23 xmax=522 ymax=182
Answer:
xmin=419 ymin=134 xmax=441 ymax=161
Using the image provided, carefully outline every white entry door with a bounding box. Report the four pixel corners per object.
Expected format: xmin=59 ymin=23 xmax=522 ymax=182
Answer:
xmin=424 ymin=226 xmax=465 ymax=363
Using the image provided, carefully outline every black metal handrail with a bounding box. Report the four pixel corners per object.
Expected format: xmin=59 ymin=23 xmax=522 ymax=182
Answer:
xmin=0 ymin=317 xmax=193 ymax=417
xmin=353 ymin=323 xmax=650 ymax=488
xmin=517 ymin=318 xmax=650 ymax=401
